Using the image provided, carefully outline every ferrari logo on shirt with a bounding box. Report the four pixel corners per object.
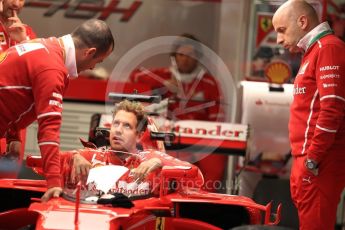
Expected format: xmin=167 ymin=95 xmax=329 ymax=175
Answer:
xmin=0 ymin=32 xmax=6 ymax=45
xmin=298 ymin=61 xmax=309 ymax=75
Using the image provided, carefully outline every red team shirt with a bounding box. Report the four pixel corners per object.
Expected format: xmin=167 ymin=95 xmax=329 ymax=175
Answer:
xmin=289 ymin=22 xmax=345 ymax=230
xmin=289 ymin=22 xmax=345 ymax=162
xmin=0 ymin=22 xmax=36 ymax=156
xmin=130 ymin=67 xmax=224 ymax=121
xmin=0 ymin=35 xmax=78 ymax=188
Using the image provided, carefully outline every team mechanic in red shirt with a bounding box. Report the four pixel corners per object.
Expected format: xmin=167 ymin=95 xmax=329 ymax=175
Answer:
xmin=273 ymin=1 xmax=345 ymax=229
xmin=0 ymin=19 xmax=114 ymax=202
xmin=130 ymin=34 xmax=226 ymax=192
xmin=64 ymin=100 xmax=203 ymax=195
xmin=0 ymin=0 xmax=37 ymax=162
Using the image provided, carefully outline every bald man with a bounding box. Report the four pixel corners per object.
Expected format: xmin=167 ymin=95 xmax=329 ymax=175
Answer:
xmin=273 ymin=1 xmax=345 ymax=229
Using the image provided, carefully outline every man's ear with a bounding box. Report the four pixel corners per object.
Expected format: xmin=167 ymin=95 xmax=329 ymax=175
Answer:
xmin=85 ymin=47 xmax=97 ymax=57
xmin=297 ymin=15 xmax=308 ymax=30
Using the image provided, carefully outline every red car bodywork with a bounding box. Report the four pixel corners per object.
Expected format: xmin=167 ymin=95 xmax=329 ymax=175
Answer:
xmin=0 ymin=156 xmax=281 ymax=230
xmin=0 ymin=115 xmax=281 ymax=229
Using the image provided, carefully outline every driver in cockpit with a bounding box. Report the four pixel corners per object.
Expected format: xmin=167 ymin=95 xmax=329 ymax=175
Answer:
xmin=60 ymin=100 xmax=203 ymax=197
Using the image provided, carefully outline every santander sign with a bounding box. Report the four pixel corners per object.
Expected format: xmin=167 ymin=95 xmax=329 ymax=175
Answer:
xmin=173 ymin=120 xmax=248 ymax=142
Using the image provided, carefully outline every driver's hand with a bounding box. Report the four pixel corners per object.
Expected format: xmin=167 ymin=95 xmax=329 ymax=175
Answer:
xmin=131 ymin=158 xmax=162 ymax=182
xmin=71 ymin=153 xmax=92 ymax=183
xmin=41 ymin=187 xmax=62 ymax=202
xmin=6 ymin=10 xmax=27 ymax=43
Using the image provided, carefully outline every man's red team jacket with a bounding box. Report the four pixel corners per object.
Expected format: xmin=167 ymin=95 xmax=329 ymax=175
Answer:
xmin=0 ymin=37 xmax=69 ymax=187
xmin=290 ymin=33 xmax=345 ymax=162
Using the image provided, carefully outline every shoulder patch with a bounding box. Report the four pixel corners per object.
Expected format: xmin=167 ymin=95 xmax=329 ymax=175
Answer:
xmin=0 ymin=51 xmax=7 ymax=64
xmin=15 ymin=43 xmax=47 ymax=56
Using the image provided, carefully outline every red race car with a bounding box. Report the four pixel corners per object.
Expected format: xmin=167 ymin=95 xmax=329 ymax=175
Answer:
xmin=0 ymin=157 xmax=281 ymax=230
xmin=0 ymin=94 xmax=281 ymax=230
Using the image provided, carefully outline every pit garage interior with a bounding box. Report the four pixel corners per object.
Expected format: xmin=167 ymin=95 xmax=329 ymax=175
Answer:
xmin=0 ymin=0 xmax=345 ymax=229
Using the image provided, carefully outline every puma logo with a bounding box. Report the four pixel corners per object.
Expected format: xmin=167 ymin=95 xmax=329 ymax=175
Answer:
xmin=302 ymin=176 xmax=312 ymax=184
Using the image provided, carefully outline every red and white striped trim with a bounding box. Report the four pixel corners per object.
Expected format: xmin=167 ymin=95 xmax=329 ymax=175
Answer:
xmin=12 ymin=103 xmax=35 ymax=125
xmin=316 ymin=124 xmax=337 ymax=133
xmin=301 ymin=90 xmax=319 ymax=155
xmin=320 ymin=95 xmax=345 ymax=102
xmin=203 ymin=77 xmax=216 ymax=86
xmin=0 ymin=86 xmax=31 ymax=90
xmin=37 ymin=112 xmax=61 ymax=119
xmin=38 ymin=142 xmax=59 ymax=146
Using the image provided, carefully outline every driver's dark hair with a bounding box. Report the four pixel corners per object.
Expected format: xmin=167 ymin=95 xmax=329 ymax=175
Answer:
xmin=113 ymin=100 xmax=148 ymax=132
xmin=71 ymin=19 xmax=115 ymax=57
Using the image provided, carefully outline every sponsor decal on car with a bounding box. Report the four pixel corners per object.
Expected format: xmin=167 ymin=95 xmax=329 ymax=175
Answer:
xmin=174 ymin=120 xmax=247 ymax=141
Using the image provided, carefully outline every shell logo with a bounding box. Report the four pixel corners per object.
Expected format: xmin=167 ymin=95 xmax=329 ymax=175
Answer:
xmin=264 ymin=61 xmax=291 ymax=84
xmin=0 ymin=51 xmax=7 ymax=64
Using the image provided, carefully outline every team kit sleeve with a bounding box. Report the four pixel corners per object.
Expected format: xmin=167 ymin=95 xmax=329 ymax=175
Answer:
xmin=308 ymin=43 xmax=345 ymax=163
xmin=25 ymin=26 xmax=37 ymax=40
xmin=3 ymin=26 xmax=37 ymax=148
xmin=130 ymin=68 xmax=168 ymax=94
xmin=32 ymin=69 xmax=67 ymax=188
